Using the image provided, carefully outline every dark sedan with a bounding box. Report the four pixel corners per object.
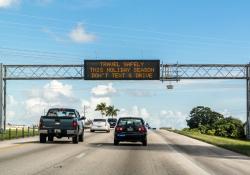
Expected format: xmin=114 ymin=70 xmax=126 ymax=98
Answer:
xmin=108 ymin=118 xmax=117 ymax=128
xmin=114 ymin=117 xmax=147 ymax=146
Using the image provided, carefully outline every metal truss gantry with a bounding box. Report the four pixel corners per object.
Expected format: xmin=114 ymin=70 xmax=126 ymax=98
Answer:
xmin=1 ymin=63 xmax=250 ymax=138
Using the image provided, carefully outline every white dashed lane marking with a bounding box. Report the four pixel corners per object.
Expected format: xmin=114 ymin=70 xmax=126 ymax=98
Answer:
xmin=76 ymin=153 xmax=86 ymax=159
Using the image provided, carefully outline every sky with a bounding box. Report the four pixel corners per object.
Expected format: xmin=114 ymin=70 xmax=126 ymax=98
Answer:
xmin=0 ymin=0 xmax=250 ymax=128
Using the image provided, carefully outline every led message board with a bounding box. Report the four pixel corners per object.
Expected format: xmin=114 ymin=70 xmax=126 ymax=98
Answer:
xmin=84 ymin=60 xmax=160 ymax=80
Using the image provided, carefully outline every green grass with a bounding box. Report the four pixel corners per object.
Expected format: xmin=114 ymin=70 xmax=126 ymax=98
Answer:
xmin=167 ymin=129 xmax=250 ymax=156
xmin=0 ymin=128 xmax=39 ymax=141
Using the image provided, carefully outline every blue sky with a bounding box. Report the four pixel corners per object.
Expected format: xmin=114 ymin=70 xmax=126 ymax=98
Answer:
xmin=0 ymin=0 xmax=249 ymax=128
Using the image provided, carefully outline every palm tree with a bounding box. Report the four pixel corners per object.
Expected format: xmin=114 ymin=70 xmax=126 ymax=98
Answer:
xmin=106 ymin=105 xmax=119 ymax=118
xmin=95 ymin=102 xmax=107 ymax=117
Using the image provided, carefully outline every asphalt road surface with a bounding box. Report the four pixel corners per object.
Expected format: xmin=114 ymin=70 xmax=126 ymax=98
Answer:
xmin=1 ymin=129 xmax=250 ymax=175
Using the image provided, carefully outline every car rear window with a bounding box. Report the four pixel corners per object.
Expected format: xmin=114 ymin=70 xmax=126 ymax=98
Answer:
xmin=93 ymin=119 xmax=106 ymax=122
xmin=117 ymin=118 xmax=144 ymax=126
xmin=47 ymin=109 xmax=76 ymax=117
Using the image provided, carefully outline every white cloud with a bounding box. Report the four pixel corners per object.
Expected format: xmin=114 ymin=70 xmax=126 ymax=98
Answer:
xmin=91 ymin=83 xmax=116 ymax=96
xmin=20 ymin=80 xmax=79 ymax=124
xmin=119 ymin=107 xmax=188 ymax=129
xmin=43 ymin=80 xmax=73 ymax=100
xmin=158 ymin=110 xmax=188 ymax=129
xmin=6 ymin=81 xmax=117 ymax=124
xmin=69 ymin=23 xmax=96 ymax=43
xmin=0 ymin=0 xmax=19 ymax=8
xmin=119 ymin=106 xmax=150 ymax=119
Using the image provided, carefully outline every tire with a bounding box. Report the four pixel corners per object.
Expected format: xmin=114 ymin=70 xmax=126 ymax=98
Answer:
xmin=114 ymin=139 xmax=119 ymax=145
xmin=107 ymin=130 xmax=110 ymax=133
xmin=48 ymin=135 xmax=54 ymax=142
xmin=79 ymin=132 xmax=84 ymax=142
xmin=90 ymin=130 xmax=94 ymax=132
xmin=40 ymin=134 xmax=46 ymax=143
xmin=72 ymin=134 xmax=79 ymax=144
xmin=142 ymin=139 xmax=147 ymax=146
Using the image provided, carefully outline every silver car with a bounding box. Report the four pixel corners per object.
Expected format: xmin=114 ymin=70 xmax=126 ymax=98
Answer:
xmin=90 ymin=118 xmax=110 ymax=132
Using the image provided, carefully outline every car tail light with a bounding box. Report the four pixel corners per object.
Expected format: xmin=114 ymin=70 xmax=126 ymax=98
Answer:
xmin=115 ymin=126 xmax=123 ymax=132
xmin=138 ymin=126 xmax=147 ymax=133
xmin=39 ymin=121 xmax=43 ymax=129
xmin=72 ymin=121 xmax=78 ymax=128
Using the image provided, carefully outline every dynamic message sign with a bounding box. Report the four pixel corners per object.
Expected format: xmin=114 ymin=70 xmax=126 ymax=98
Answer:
xmin=84 ymin=60 xmax=160 ymax=80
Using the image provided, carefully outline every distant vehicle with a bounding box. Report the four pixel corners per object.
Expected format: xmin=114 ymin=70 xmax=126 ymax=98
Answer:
xmin=145 ymin=122 xmax=151 ymax=129
xmin=39 ymin=108 xmax=85 ymax=144
xmin=90 ymin=118 xmax=110 ymax=132
xmin=108 ymin=118 xmax=117 ymax=128
xmin=114 ymin=117 xmax=147 ymax=146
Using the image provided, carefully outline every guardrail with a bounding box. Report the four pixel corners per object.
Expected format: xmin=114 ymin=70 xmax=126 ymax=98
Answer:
xmin=0 ymin=126 xmax=39 ymax=141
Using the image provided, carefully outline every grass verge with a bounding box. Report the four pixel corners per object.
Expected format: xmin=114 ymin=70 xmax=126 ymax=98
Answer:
xmin=166 ymin=129 xmax=250 ymax=156
xmin=0 ymin=128 xmax=39 ymax=141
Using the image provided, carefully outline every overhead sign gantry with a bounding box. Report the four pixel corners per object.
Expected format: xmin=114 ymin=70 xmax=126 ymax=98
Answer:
xmin=1 ymin=61 xmax=250 ymax=139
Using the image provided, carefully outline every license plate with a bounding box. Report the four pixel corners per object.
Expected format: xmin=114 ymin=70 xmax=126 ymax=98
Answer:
xmin=118 ymin=134 xmax=125 ymax=137
xmin=127 ymin=128 xmax=133 ymax=131
xmin=54 ymin=129 xmax=61 ymax=133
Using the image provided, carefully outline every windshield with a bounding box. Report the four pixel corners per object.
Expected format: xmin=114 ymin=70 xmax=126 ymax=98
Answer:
xmin=47 ymin=109 xmax=76 ymax=117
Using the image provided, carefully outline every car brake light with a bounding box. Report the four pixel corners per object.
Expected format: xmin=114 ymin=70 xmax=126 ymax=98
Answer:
xmin=72 ymin=121 xmax=78 ymax=128
xmin=115 ymin=127 xmax=123 ymax=132
xmin=39 ymin=121 xmax=43 ymax=129
xmin=138 ymin=126 xmax=146 ymax=133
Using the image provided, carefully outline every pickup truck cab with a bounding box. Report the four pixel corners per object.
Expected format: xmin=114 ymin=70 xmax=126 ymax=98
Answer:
xmin=39 ymin=108 xmax=85 ymax=144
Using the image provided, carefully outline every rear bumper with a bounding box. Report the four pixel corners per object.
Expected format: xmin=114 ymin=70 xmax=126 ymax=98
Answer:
xmin=39 ymin=129 xmax=78 ymax=137
xmin=91 ymin=126 xmax=109 ymax=131
xmin=115 ymin=132 xmax=147 ymax=142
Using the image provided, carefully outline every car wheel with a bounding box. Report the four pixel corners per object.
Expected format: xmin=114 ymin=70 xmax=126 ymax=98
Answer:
xmin=142 ymin=139 xmax=147 ymax=146
xmin=114 ymin=139 xmax=119 ymax=145
xmin=40 ymin=134 xmax=46 ymax=143
xmin=72 ymin=134 xmax=79 ymax=144
xmin=79 ymin=133 xmax=84 ymax=142
xmin=90 ymin=130 xmax=95 ymax=132
xmin=48 ymin=135 xmax=54 ymax=142
xmin=107 ymin=130 xmax=110 ymax=133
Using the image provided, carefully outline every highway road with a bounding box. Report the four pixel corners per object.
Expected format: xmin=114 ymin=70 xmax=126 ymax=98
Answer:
xmin=1 ymin=129 xmax=250 ymax=175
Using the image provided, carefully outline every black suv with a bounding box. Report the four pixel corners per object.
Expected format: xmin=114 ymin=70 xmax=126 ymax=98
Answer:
xmin=114 ymin=117 xmax=147 ymax=146
xmin=108 ymin=118 xmax=117 ymax=128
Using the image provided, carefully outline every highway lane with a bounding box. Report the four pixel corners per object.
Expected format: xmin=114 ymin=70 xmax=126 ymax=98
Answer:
xmin=1 ymin=130 xmax=250 ymax=175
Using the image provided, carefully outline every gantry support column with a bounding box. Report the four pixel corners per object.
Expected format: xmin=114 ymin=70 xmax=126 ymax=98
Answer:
xmin=0 ymin=63 xmax=4 ymax=133
xmin=3 ymin=66 xmax=6 ymax=131
xmin=246 ymin=65 xmax=250 ymax=139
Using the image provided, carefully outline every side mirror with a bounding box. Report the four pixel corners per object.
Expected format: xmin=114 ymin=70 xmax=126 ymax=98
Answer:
xmin=80 ymin=116 xmax=86 ymax=120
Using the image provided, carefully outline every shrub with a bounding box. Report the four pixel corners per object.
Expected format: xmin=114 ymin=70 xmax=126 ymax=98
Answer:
xmin=206 ymin=129 xmax=215 ymax=136
xmin=214 ymin=117 xmax=244 ymax=138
